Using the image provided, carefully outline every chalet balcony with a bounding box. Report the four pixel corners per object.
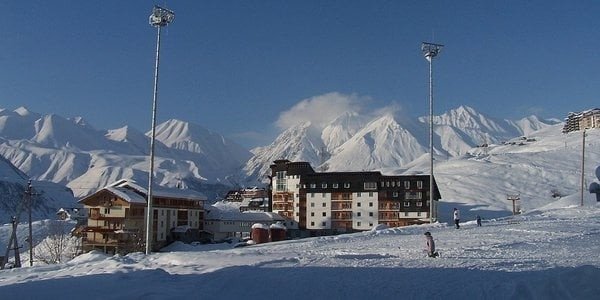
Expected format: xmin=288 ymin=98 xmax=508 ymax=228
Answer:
xmin=331 ymin=203 xmax=352 ymax=211
xmin=89 ymin=211 xmax=126 ymax=221
xmin=331 ymin=213 xmax=352 ymax=220
xmin=331 ymin=221 xmax=352 ymax=230
xmin=83 ymin=226 xmax=122 ymax=233
xmin=378 ymin=213 xmax=400 ymax=221
xmin=378 ymin=204 xmax=400 ymax=211
xmin=331 ymin=194 xmax=352 ymax=201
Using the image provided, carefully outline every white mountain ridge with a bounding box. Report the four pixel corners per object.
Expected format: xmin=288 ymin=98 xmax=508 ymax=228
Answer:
xmin=0 ymin=104 xmax=579 ymax=224
xmin=241 ymin=105 xmax=559 ymax=185
xmin=0 ymin=107 xmax=251 ymax=201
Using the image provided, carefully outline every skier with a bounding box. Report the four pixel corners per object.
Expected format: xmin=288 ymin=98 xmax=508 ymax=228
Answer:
xmin=424 ymin=232 xmax=438 ymax=257
xmin=476 ymin=215 xmax=482 ymax=227
xmin=453 ymin=208 xmax=460 ymax=229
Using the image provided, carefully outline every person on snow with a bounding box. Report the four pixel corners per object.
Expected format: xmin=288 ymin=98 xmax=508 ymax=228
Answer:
xmin=476 ymin=215 xmax=482 ymax=227
xmin=424 ymin=232 xmax=438 ymax=257
xmin=453 ymin=208 xmax=460 ymax=229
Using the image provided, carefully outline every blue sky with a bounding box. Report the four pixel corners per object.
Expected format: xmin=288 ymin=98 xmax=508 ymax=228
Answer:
xmin=1 ymin=1 xmax=598 ymax=147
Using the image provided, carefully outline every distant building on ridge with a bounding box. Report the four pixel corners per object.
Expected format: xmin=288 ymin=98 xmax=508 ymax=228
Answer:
xmin=563 ymin=108 xmax=600 ymax=133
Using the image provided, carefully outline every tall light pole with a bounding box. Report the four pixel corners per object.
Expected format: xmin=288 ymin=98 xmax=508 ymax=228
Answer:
xmin=421 ymin=42 xmax=443 ymax=224
xmin=145 ymin=5 xmax=174 ymax=255
xmin=581 ymin=129 xmax=587 ymax=206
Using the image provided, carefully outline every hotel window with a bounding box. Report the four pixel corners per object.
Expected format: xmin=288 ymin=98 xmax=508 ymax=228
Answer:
xmin=322 ymin=212 xmax=327 ymax=217
xmin=322 ymin=203 xmax=327 ymax=207
xmin=369 ymin=222 xmax=373 ymax=227
xmin=322 ymin=193 xmax=327 ymax=197
xmin=310 ymin=183 xmax=316 ymax=188
xmin=386 ymin=181 xmax=390 ymax=187
xmin=404 ymin=201 xmax=410 ymax=207
xmin=311 ymin=212 xmax=315 ymax=217
xmin=311 ymin=202 xmax=315 ymax=207
xmin=357 ymin=212 xmax=362 ymax=217
xmin=357 ymin=192 xmax=362 ymax=197
xmin=417 ymin=201 xmax=423 ymax=207
xmin=311 ymin=222 xmax=315 ymax=226
xmin=322 ymin=183 xmax=327 ymax=188
xmin=393 ymin=191 xmax=399 ymax=197
xmin=322 ymin=222 xmax=327 ymax=226
xmin=417 ymin=181 xmax=423 ymax=189
xmin=364 ymin=182 xmax=377 ymax=190
xmin=276 ymin=171 xmax=287 ymax=191
xmin=296 ymin=212 xmax=299 ymax=217
xmin=406 ymin=192 xmax=422 ymax=199
xmin=404 ymin=212 xmax=409 ymax=216
xmin=357 ymin=222 xmax=362 ymax=227
xmin=357 ymin=202 xmax=362 ymax=207
xmin=311 ymin=193 xmax=315 ymax=198
xmin=333 ymin=183 xmax=339 ymax=188
xmin=344 ymin=182 xmax=351 ymax=188
xmin=369 ymin=192 xmax=374 ymax=197
xmin=369 ymin=212 xmax=374 ymax=217
xmin=391 ymin=181 xmax=396 ymax=187
xmin=404 ymin=181 xmax=410 ymax=189
xmin=369 ymin=202 xmax=373 ymax=207
xmin=417 ymin=212 xmax=421 ymax=217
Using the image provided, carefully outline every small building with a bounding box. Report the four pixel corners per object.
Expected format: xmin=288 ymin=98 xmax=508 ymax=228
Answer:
xmin=78 ymin=179 xmax=207 ymax=254
xmin=204 ymin=201 xmax=298 ymax=242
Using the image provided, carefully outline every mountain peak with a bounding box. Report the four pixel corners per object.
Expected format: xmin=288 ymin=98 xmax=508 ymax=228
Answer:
xmin=14 ymin=106 xmax=35 ymax=117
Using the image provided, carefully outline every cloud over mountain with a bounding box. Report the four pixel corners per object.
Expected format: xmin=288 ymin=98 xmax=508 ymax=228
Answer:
xmin=276 ymin=92 xmax=370 ymax=130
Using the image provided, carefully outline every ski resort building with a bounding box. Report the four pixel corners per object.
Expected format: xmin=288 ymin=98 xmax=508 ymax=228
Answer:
xmin=563 ymin=108 xmax=600 ymax=133
xmin=269 ymin=160 xmax=441 ymax=235
xmin=79 ymin=179 xmax=207 ymax=254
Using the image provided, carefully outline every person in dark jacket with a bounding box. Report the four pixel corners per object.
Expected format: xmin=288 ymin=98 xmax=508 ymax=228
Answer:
xmin=453 ymin=208 xmax=460 ymax=229
xmin=424 ymin=232 xmax=438 ymax=257
xmin=476 ymin=215 xmax=482 ymax=227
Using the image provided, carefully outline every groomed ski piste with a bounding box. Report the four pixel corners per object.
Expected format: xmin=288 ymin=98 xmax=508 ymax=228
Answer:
xmin=1 ymin=194 xmax=599 ymax=299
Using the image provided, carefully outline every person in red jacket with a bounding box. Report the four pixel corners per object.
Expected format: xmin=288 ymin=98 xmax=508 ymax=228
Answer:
xmin=424 ymin=232 xmax=438 ymax=257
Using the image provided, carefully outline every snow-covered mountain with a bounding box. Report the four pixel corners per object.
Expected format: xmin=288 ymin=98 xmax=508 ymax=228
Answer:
xmin=0 ymin=104 xmax=570 ymax=214
xmin=0 ymin=107 xmax=251 ymax=198
xmin=0 ymin=155 xmax=77 ymax=223
xmin=242 ymin=105 xmax=559 ymax=185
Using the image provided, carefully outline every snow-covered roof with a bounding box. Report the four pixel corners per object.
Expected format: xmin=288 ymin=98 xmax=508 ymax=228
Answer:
xmin=105 ymin=186 xmax=147 ymax=204
xmin=206 ymin=201 xmax=285 ymax=222
xmin=107 ymin=179 xmax=207 ymax=201
xmin=251 ymin=223 xmax=269 ymax=229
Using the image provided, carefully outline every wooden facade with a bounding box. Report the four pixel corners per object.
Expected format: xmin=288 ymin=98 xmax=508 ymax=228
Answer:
xmin=79 ymin=180 xmax=206 ymax=254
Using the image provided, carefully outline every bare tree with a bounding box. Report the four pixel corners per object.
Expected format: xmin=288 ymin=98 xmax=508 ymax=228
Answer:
xmin=34 ymin=220 xmax=78 ymax=264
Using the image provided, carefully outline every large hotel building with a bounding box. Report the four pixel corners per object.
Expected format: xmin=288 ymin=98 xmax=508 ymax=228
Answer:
xmin=269 ymin=159 xmax=441 ymax=235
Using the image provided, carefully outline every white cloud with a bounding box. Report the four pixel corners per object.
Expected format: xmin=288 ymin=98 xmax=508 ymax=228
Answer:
xmin=276 ymin=92 xmax=370 ymax=130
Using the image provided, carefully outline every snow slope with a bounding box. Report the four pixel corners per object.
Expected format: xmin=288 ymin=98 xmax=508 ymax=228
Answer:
xmin=1 ymin=199 xmax=599 ymax=299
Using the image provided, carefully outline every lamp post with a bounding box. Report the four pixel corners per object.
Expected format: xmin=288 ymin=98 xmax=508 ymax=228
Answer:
xmin=581 ymin=129 xmax=586 ymax=206
xmin=421 ymin=42 xmax=443 ymax=224
xmin=145 ymin=5 xmax=174 ymax=255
